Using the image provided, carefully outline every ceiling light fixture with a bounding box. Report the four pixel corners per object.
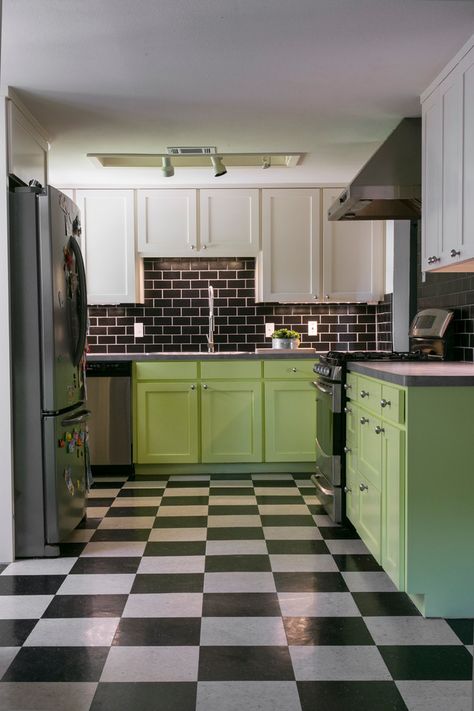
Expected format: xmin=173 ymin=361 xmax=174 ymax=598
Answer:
xmin=161 ymin=156 xmax=174 ymax=177
xmin=211 ymin=155 xmax=227 ymax=177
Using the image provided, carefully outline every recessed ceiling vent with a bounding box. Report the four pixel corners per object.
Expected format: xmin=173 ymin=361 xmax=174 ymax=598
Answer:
xmin=167 ymin=146 xmax=216 ymax=155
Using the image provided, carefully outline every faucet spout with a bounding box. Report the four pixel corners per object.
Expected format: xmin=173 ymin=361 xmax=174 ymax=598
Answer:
xmin=207 ymin=285 xmax=215 ymax=353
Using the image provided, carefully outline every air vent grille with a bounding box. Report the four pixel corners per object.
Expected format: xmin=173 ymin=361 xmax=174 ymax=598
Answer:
xmin=167 ymin=146 xmax=216 ymax=155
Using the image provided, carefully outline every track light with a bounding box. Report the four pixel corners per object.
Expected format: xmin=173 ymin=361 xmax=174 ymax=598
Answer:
xmin=161 ymin=156 xmax=174 ymax=177
xmin=211 ymin=155 xmax=227 ymax=177
xmin=262 ymin=156 xmax=271 ymax=169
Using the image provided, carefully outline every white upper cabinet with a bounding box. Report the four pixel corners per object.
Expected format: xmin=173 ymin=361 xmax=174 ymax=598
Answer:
xmin=75 ymin=190 xmax=141 ymax=305
xmin=7 ymin=100 xmax=48 ymax=187
xmin=137 ymin=189 xmax=197 ymax=256
xmin=199 ymin=189 xmax=259 ymax=256
xmin=422 ymin=38 xmax=474 ymax=272
xmin=137 ymin=188 xmax=259 ymax=257
xmin=257 ymin=188 xmax=321 ymax=302
xmin=321 ymin=189 xmax=385 ymax=303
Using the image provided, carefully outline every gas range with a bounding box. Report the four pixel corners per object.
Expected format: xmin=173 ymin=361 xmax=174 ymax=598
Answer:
xmin=313 ymin=350 xmax=425 ymax=382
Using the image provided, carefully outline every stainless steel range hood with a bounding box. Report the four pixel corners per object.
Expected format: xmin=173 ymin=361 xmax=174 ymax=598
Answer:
xmin=328 ymin=117 xmax=421 ymax=221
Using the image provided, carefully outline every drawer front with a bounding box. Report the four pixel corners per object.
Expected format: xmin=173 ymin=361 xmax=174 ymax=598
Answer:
xmin=380 ymin=384 xmax=405 ymax=425
xmin=200 ymin=360 xmax=262 ymax=380
xmin=264 ymin=360 xmax=316 ymax=379
xmin=135 ymin=361 xmax=198 ymax=381
xmin=354 ymin=375 xmax=382 ymax=414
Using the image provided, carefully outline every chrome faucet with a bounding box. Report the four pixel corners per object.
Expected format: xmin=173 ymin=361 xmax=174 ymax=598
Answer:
xmin=207 ymin=285 xmax=215 ymax=353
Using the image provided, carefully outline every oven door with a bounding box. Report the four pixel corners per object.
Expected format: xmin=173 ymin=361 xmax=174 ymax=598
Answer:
xmin=312 ymin=377 xmax=342 ymax=487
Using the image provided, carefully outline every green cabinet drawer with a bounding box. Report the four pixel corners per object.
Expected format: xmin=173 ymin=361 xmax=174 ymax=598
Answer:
xmin=263 ymin=360 xmax=315 ymax=379
xmin=354 ymin=374 xmax=382 ymax=414
xmin=135 ymin=361 xmax=198 ymax=381
xmin=380 ymin=383 xmax=405 ymax=425
xmin=200 ymin=360 xmax=261 ymax=380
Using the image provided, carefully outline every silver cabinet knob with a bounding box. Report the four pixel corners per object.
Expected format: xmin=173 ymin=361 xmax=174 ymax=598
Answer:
xmin=374 ymin=425 xmax=385 ymax=434
xmin=344 ymin=406 xmax=352 ymax=413
xmin=203 ymin=384 xmax=208 ymax=389
xmin=291 ymin=367 xmax=297 ymax=372
xmin=201 ymin=244 xmax=207 ymax=250
xmin=344 ymin=384 xmax=352 ymax=390
xmin=359 ymin=482 xmax=368 ymax=492
xmin=380 ymin=399 xmax=391 ymax=408
xmin=360 ymin=390 xmax=369 ymax=398
xmin=343 ymin=446 xmax=352 ymax=454
xmin=190 ymin=384 xmax=196 ymax=390
xmin=450 ymin=248 xmax=460 ymax=258
xmin=360 ymin=416 xmax=369 ymax=425
xmin=325 ymin=294 xmax=330 ymax=300
xmin=344 ymin=486 xmax=352 ymax=493
xmin=313 ymin=295 xmax=318 ymax=299
xmin=428 ymin=255 xmax=440 ymax=264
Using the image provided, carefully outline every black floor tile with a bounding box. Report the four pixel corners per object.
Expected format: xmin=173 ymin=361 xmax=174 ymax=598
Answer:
xmin=333 ymin=554 xmax=383 ymax=572
xmin=251 ymin=480 xmax=297 ymax=488
xmin=210 ymin=473 xmax=253 ymax=481
xmin=446 ymin=618 xmax=474 ymax=645
xmin=2 ymin=646 xmax=109 ymax=682
xmin=297 ymin=681 xmax=409 ymax=711
xmin=379 ymin=645 xmax=474 ymax=680
xmin=0 ymin=619 xmax=37 ymax=646
xmin=76 ymin=518 xmax=101 ymax=529
xmin=267 ymin=540 xmax=329 ymax=555
xmin=90 ymin=682 xmax=197 ymax=711
xmin=198 ymin=645 xmax=295 ymax=680
xmin=86 ymin=498 xmax=115 ymax=507
xmin=208 ymin=505 xmax=259 ymax=515
xmin=153 ymin=516 xmax=208 ymax=528
xmin=260 ymin=515 xmax=316 ymax=527
xmin=352 ymin=592 xmax=421 ymax=617
xmin=210 ymin=487 xmax=255 ymax=496
xmin=166 ymin=480 xmax=209 ymax=488
xmin=160 ymin=496 xmax=209 ymax=506
xmin=319 ymin=525 xmax=360 ymax=540
xmin=132 ymin=573 xmax=204 ymax=594
xmin=42 ymin=594 xmax=128 ymax=618
xmin=58 ymin=542 xmax=87 ymax=556
xmin=207 ymin=527 xmax=264 ymax=540
xmin=144 ymin=541 xmax=206 ymax=556
xmin=256 ymin=495 xmax=305 ymax=505
xmin=105 ymin=506 xmax=158 ymax=517
xmin=205 ymin=554 xmax=271 ymax=573
xmin=112 ymin=617 xmax=201 ymax=645
xmin=307 ymin=504 xmax=326 ymax=514
xmin=0 ymin=575 xmax=65 ymax=595
xmin=133 ymin=474 xmax=169 ymax=481
xmin=274 ymin=572 xmax=349 ymax=593
xmin=69 ymin=557 xmax=141 ymax=574
xmin=202 ymin=592 xmax=281 ymax=617
xmin=91 ymin=480 xmax=125 ymax=489
xmin=284 ymin=617 xmax=374 ymax=645
xmin=91 ymin=529 xmax=150 ymax=542
xmin=118 ymin=488 xmax=165 ymax=497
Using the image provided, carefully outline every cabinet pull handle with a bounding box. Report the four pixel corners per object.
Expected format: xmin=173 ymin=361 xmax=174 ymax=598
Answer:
xmin=201 ymin=244 xmax=207 ymax=250
xmin=190 ymin=244 xmax=196 ymax=250
xmin=360 ymin=416 xmax=369 ymax=425
xmin=375 ymin=425 xmax=385 ymax=434
xmin=325 ymin=294 xmax=330 ymax=299
xmin=450 ymin=248 xmax=460 ymax=258
xmin=344 ymin=406 xmax=352 ymax=413
xmin=428 ymin=255 xmax=440 ymax=264
xmin=190 ymin=384 xmax=196 ymax=390
xmin=360 ymin=390 xmax=369 ymax=398
xmin=343 ymin=446 xmax=351 ymax=454
xmin=359 ymin=482 xmax=368 ymax=492
xmin=203 ymin=384 xmax=208 ymax=389
xmin=344 ymin=383 xmax=352 ymax=390
xmin=344 ymin=486 xmax=352 ymax=493
xmin=291 ymin=367 xmax=297 ymax=372
xmin=380 ymin=399 xmax=391 ymax=408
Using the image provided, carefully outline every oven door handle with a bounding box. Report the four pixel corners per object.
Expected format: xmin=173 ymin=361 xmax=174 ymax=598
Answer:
xmin=313 ymin=471 xmax=334 ymax=497
xmin=312 ymin=380 xmax=333 ymax=395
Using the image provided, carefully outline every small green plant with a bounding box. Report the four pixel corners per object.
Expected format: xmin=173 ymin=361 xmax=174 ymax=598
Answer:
xmin=271 ymin=328 xmax=300 ymax=339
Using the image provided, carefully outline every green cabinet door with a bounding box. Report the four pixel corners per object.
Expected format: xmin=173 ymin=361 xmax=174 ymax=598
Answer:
xmin=382 ymin=423 xmax=405 ymax=588
xmin=264 ymin=381 xmax=316 ymax=462
xmin=135 ymin=381 xmax=199 ymax=463
xmin=201 ymin=381 xmax=262 ymax=463
xmin=357 ymin=473 xmax=381 ymax=562
xmin=358 ymin=414 xmax=382 ymax=488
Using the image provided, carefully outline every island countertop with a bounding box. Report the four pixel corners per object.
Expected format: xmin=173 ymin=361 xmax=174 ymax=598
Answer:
xmin=348 ymin=360 xmax=474 ymax=386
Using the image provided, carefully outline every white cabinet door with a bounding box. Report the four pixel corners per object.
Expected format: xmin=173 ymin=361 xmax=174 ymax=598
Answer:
xmin=199 ymin=189 xmax=259 ymax=256
xmin=422 ymin=94 xmax=443 ymax=271
xmin=322 ymin=189 xmax=384 ymax=302
xmin=75 ymin=190 xmax=138 ymax=305
xmin=137 ymin=189 xmax=197 ymax=256
xmin=258 ymin=188 xmax=321 ymax=302
xmin=7 ymin=101 xmax=48 ymax=187
xmin=462 ymin=55 xmax=474 ymax=264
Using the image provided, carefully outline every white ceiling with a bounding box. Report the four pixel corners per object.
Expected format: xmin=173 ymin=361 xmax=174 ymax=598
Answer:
xmin=2 ymin=0 xmax=474 ymax=187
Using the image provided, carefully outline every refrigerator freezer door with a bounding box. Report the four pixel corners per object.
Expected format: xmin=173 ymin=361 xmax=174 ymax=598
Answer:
xmin=43 ymin=409 xmax=88 ymax=544
xmin=39 ymin=187 xmax=88 ymax=412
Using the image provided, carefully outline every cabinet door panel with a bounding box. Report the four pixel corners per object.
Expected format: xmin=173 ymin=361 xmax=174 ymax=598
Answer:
xmin=199 ymin=189 xmax=259 ymax=256
xmin=358 ymin=415 xmax=382 ymax=489
xmin=345 ymin=463 xmax=359 ymax=527
xmin=382 ymin=424 xmax=405 ymax=589
xmin=264 ymin=381 xmax=316 ymax=462
xmin=357 ymin=475 xmax=381 ymax=561
xmin=136 ymin=382 xmax=198 ymax=463
xmin=201 ymin=382 xmax=262 ymax=463
xmin=462 ymin=57 xmax=474 ymax=260
xmin=441 ymin=78 xmax=463 ymax=261
xmin=137 ymin=189 xmax=197 ymax=256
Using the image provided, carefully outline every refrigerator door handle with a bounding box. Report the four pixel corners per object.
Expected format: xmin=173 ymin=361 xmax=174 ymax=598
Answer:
xmin=61 ymin=409 xmax=91 ymax=426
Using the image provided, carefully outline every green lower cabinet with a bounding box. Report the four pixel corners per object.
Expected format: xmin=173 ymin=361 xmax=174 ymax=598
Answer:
xmin=358 ymin=414 xmax=382 ymax=488
xmin=264 ymin=380 xmax=316 ymax=462
xmin=357 ymin=474 xmax=381 ymax=561
xmin=135 ymin=381 xmax=199 ymax=463
xmin=381 ymin=423 xmax=405 ymax=589
xmin=201 ymin=381 xmax=262 ymax=463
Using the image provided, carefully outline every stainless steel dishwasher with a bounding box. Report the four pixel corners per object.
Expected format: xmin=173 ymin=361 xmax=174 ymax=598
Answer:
xmin=86 ymin=361 xmax=133 ymax=476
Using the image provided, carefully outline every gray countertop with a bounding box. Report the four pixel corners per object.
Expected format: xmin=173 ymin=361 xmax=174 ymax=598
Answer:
xmin=348 ymin=361 xmax=474 ymax=386
xmin=87 ymin=349 xmax=320 ymax=362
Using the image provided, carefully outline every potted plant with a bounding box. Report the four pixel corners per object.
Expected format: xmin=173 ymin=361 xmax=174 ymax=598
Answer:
xmin=271 ymin=328 xmax=301 ymax=349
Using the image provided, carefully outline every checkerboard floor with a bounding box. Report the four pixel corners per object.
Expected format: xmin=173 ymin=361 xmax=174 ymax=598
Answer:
xmin=0 ymin=473 xmax=472 ymax=711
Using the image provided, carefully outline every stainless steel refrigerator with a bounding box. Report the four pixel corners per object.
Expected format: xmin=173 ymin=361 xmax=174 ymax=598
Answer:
xmin=10 ymin=185 xmax=89 ymax=557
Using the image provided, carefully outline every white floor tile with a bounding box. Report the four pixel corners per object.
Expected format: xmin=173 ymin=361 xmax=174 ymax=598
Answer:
xmin=24 ymin=618 xmax=120 ymax=646
xmin=364 ymin=617 xmax=463 ymax=646
xmin=162 ymin=487 xmax=210 ymax=497
xmin=101 ymin=645 xmax=199 ymax=681
xmin=204 ymin=572 xmax=276 ymax=593
xmin=208 ymin=515 xmax=261 ymax=528
xmin=137 ymin=556 xmax=205 ymax=574
xmin=63 ymin=529 xmax=95 ymax=543
xmin=1 ymin=558 xmax=76 ymax=575
xmin=294 ymin=479 xmax=315 ymax=488
xmin=86 ymin=507 xmax=109 ymax=519
xmin=325 ymin=539 xmax=371 ymax=555
xmin=252 ymin=474 xmax=294 ymax=481
xmin=278 ymin=592 xmax=360 ymax=617
xmin=396 ymin=681 xmax=473 ymax=711
xmin=206 ymin=540 xmax=268 ymax=555
xmin=0 ymin=682 xmax=98 ymax=711
xmin=0 ymin=596 xmax=53 ymax=619
xmin=301 ymin=495 xmax=321 ymax=505
xmin=123 ymin=593 xmax=203 ymax=618
xmin=341 ymin=571 xmax=399 ymax=592
xmin=156 ymin=505 xmax=208 ymax=517
xmin=57 ymin=574 xmax=134 ymax=595
xmin=209 ymin=480 xmax=253 ymax=488
xmin=98 ymin=516 xmax=155 ymax=529
xmin=148 ymin=527 xmax=207 ymax=542
xmin=200 ymin=617 xmax=287 ymax=646
xmin=258 ymin=505 xmax=309 ymax=516
xmin=196 ymin=681 xmax=302 ymax=711
xmin=168 ymin=475 xmax=210 ymax=482
xmin=81 ymin=541 xmax=146 ymax=557
xmin=289 ymin=645 xmax=391 ymax=681
xmin=88 ymin=488 xmax=120 ymax=498
xmin=208 ymin=496 xmax=257 ymax=506
xmin=270 ymin=554 xmax=338 ymax=572
xmin=313 ymin=514 xmax=340 ymax=527
xmin=263 ymin=526 xmax=322 ymax=540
